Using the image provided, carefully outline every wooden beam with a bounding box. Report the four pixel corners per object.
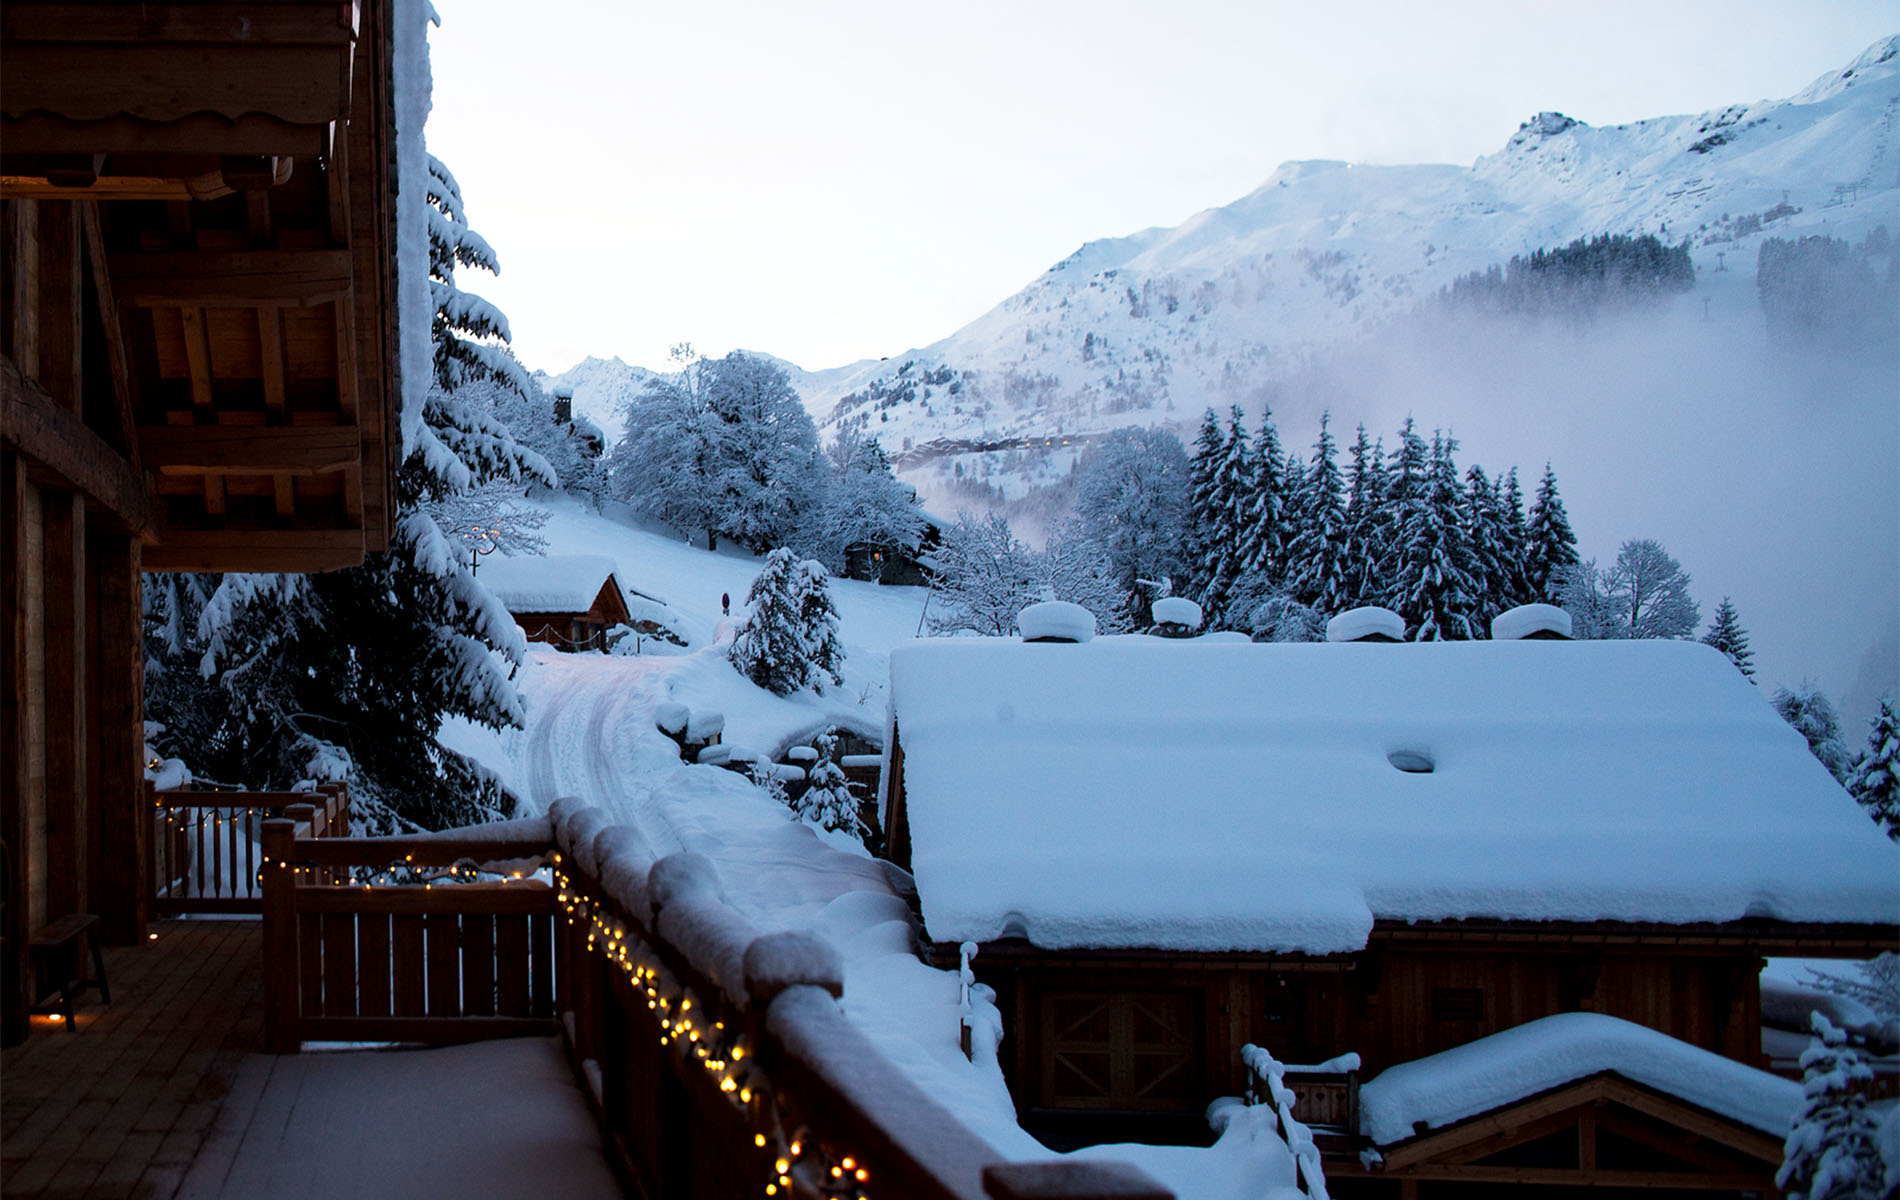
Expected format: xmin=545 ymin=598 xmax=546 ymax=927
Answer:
xmin=109 ymin=250 xmax=351 ymax=307
xmin=0 ymin=356 xmax=155 ymax=538
xmin=138 ymin=425 xmax=360 ymax=476
xmin=2 ymin=45 xmax=351 ymax=127
xmin=1381 ymin=1076 xmax=1619 ymax=1170
xmin=1594 ymin=1077 xmax=1785 ymax=1163
xmin=78 ymin=201 xmax=139 ymax=464
xmin=141 ymin=528 xmax=365 ymax=574
xmin=5 ymin=199 xmax=40 ymax=377
xmin=0 ymin=113 xmax=329 ymax=160
xmin=41 ymin=492 xmax=86 ymax=918
xmin=2 ymin=4 xmax=354 ymax=46
xmin=138 ymin=423 xmax=357 ymax=476
xmin=36 ymin=200 xmax=83 ymax=413
xmin=179 ymin=307 xmax=213 ymax=413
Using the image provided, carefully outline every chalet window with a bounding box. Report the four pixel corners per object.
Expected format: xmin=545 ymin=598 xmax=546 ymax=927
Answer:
xmin=1432 ymin=987 xmax=1484 ymax=1021
xmin=1038 ymin=989 xmax=1202 ymax=1112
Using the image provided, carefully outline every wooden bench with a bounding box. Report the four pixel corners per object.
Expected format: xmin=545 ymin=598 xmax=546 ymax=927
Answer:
xmin=30 ymin=913 xmax=110 ymax=1030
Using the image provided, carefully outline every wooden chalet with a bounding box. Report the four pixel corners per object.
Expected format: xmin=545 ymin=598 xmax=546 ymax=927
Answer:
xmin=478 ymin=553 xmax=633 ymax=651
xmin=844 ymin=514 xmax=942 ymax=586
xmin=882 ymin=632 xmax=1900 ymax=1192
xmin=2 ymin=0 xmax=411 ymax=1045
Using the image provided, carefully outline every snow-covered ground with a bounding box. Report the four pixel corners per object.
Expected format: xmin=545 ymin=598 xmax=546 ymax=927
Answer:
xmin=440 ymin=496 xmax=1303 ymax=1199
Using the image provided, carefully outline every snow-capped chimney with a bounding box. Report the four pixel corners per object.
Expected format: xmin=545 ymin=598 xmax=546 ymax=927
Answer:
xmin=1018 ymin=601 xmax=1096 ymax=644
xmin=1491 ymin=603 xmax=1574 ymax=641
xmin=1148 ymin=596 xmax=1203 ymax=639
xmin=553 ymin=386 xmax=575 ymax=425
xmin=1326 ymin=606 xmax=1405 ymax=643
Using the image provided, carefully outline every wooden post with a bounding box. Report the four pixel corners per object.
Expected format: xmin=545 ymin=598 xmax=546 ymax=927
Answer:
xmin=261 ymin=817 xmax=299 ymax=1053
xmin=92 ymin=532 xmax=144 ymax=942
xmin=41 ymin=491 xmax=84 ymax=918
xmin=0 ymin=451 xmax=30 ymax=1046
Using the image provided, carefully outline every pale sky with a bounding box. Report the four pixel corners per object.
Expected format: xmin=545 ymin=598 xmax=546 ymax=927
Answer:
xmin=424 ymin=2 xmax=1899 ymax=375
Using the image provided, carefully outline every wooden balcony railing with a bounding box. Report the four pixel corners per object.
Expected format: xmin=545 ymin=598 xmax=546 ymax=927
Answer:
xmin=252 ymin=802 xmax=1175 ymax=1199
xmin=151 ymin=783 xmax=348 ymax=914
xmin=1243 ymin=1043 xmax=1354 ymax=1198
xmin=259 ymin=818 xmax=557 ymax=1052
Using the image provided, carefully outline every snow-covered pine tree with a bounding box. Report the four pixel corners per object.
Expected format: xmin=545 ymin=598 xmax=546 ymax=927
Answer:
xmin=1777 ymin=1013 xmax=1888 ymax=1200
xmin=1283 ymin=414 xmax=1350 ymax=615
xmin=1523 ymin=464 xmax=1580 ymax=604
xmin=1463 ymin=462 xmax=1508 ymax=632
xmin=1495 ymin=467 xmax=1532 ymax=607
xmin=426 ymin=156 xmax=536 ymax=402
xmin=1384 ymin=431 xmax=1480 ymax=640
xmin=1183 ymin=409 xmax=1226 ymax=604
xmin=1774 ymin=685 xmax=1855 ymax=785
xmin=730 ymin=548 xmax=812 ymax=695
xmin=1195 ymin=408 xmax=1254 ymax=627
xmin=793 ymin=732 xmax=864 ymax=838
xmin=795 ymin=559 xmax=846 ymax=690
xmin=1847 ymin=698 xmax=1899 ymax=840
xmin=1234 ymin=405 xmax=1288 ymax=590
xmin=1701 ymin=597 xmax=1757 ymax=679
xmin=1340 ymin=424 xmax=1383 ymax=609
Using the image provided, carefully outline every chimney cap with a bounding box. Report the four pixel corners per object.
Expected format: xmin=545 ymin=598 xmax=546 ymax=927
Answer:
xmin=1149 ymin=596 xmax=1204 ymax=635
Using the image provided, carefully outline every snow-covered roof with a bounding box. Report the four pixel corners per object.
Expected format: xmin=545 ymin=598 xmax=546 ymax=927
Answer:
xmin=479 ymin=554 xmax=621 ymax=613
xmin=887 ymin=637 xmax=1898 ymax=954
xmin=1358 ymin=1012 xmax=1802 ymax=1144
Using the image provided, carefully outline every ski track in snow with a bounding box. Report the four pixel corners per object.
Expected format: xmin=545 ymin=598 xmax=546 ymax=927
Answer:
xmin=522 ymin=653 xmax=687 ymax=853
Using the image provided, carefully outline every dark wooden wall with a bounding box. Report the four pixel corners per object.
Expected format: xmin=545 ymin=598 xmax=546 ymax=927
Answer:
xmin=2 ymin=195 xmax=150 ymax=1045
xmin=979 ymin=941 xmax=1767 ymax=1137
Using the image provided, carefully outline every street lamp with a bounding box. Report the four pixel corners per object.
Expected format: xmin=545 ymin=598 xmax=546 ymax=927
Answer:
xmin=461 ymin=523 xmax=500 ymax=574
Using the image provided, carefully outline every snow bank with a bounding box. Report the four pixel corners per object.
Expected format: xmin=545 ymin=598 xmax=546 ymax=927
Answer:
xmin=479 ymin=554 xmax=618 ymax=613
xmin=1358 ymin=1012 xmax=1803 ymax=1144
xmin=889 ymin=637 xmax=1899 ymax=953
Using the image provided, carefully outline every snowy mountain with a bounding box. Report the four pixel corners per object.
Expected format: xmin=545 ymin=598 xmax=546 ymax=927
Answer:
xmin=547 ymin=37 xmax=1898 ymax=720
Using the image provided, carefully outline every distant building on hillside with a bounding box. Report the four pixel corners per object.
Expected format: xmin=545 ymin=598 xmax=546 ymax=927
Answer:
xmin=880 ymin=622 xmax=1899 ymax=1190
xmin=843 ymin=514 xmax=943 ymax=586
xmin=480 ymin=554 xmax=631 ymax=651
xmin=551 ymin=387 xmax=603 ymax=458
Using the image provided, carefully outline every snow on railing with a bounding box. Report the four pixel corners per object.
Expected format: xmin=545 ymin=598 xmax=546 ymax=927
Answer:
xmin=549 ymin=798 xmax=1172 ymax=1200
xmin=1242 ymin=1043 xmax=1351 ymax=1199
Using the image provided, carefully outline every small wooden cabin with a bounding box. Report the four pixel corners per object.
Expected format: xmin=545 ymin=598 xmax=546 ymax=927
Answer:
xmin=882 ymin=635 xmax=1899 ymax=1190
xmin=480 ymin=554 xmax=632 ymax=651
xmin=1 ymin=0 xmax=414 ymax=1044
xmin=843 ymin=515 xmax=941 ymax=586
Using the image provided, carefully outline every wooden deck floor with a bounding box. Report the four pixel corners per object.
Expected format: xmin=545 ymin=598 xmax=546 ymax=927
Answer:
xmin=2 ymin=919 xmax=267 ymax=1200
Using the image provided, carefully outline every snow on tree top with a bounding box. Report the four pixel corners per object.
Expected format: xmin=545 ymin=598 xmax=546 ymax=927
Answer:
xmin=477 ymin=554 xmax=620 ymax=613
xmin=887 ymin=637 xmax=1898 ymax=955
xmin=1357 ymin=1012 xmax=1801 ymax=1146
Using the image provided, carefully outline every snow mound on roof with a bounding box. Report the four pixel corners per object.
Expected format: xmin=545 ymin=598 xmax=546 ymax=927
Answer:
xmin=1359 ymin=1012 xmax=1803 ymax=1144
xmin=480 ymin=554 xmax=617 ymax=612
xmin=1326 ymin=606 xmax=1404 ymax=642
xmin=1492 ymin=603 xmax=1572 ymax=641
xmin=888 ymin=637 xmax=1899 ymax=953
xmin=1151 ymin=597 xmax=1203 ymax=631
xmin=1018 ymin=600 xmax=1096 ymax=643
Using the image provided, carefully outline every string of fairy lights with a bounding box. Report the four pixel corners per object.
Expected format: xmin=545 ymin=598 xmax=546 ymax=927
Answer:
xmin=553 ymin=852 xmax=875 ymax=1200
